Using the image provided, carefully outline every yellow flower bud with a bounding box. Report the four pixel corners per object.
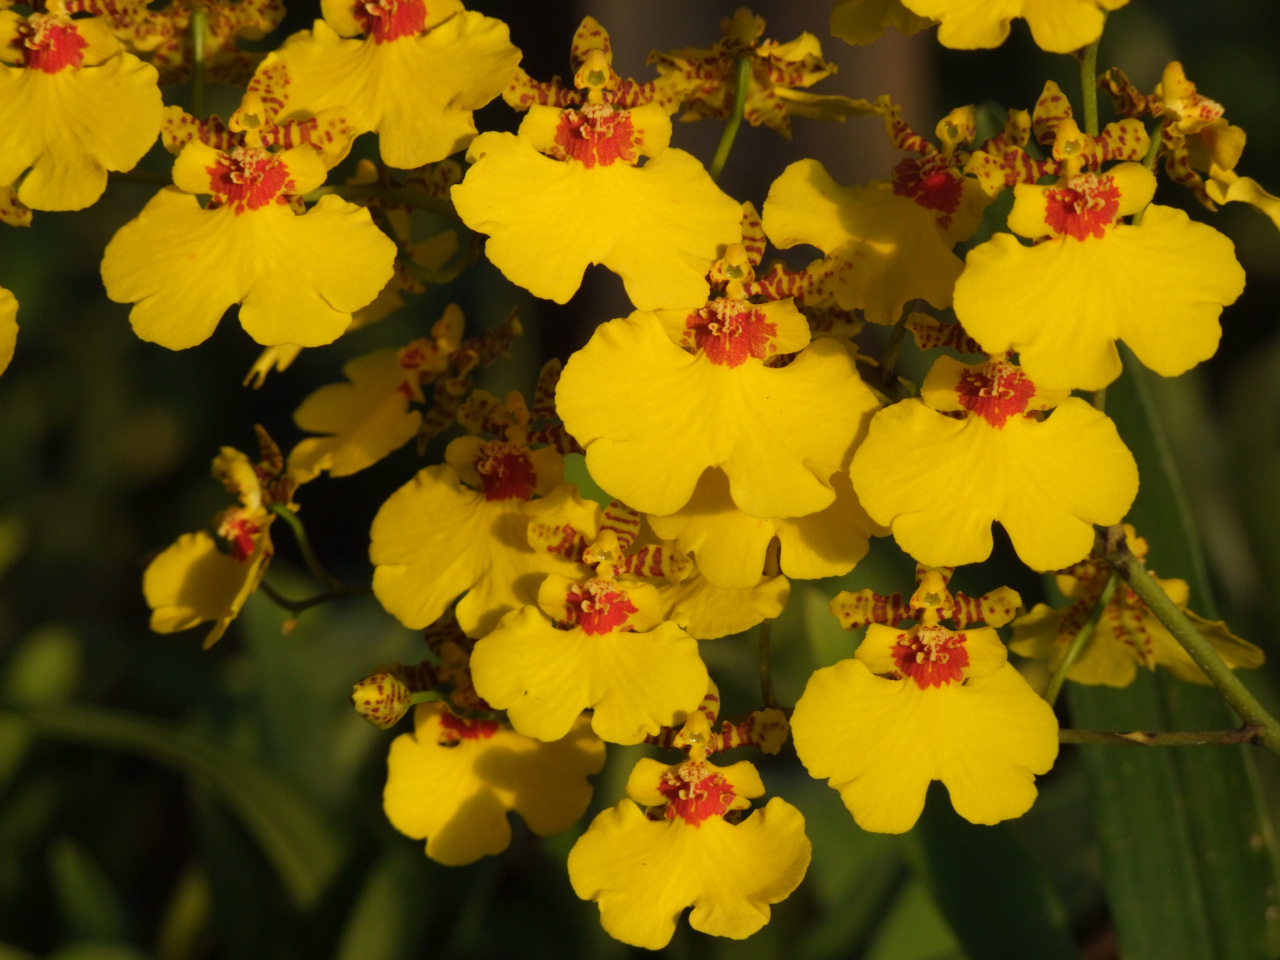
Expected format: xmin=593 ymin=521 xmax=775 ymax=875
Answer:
xmin=352 ymin=672 xmax=413 ymax=730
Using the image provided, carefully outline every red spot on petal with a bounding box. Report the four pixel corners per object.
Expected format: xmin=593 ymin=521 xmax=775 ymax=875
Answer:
xmin=474 ymin=440 xmax=538 ymax=501
xmin=892 ymin=626 xmax=970 ymax=689
xmin=352 ymin=0 xmax=426 ymax=42
xmin=17 ymin=14 xmax=88 ymax=73
xmin=564 ymin=579 xmax=637 ymax=635
xmin=683 ymin=299 xmax=777 ymax=367
xmin=552 ymin=104 xmax=637 ymax=168
xmin=1044 ymin=172 xmax=1121 ymax=240
xmin=955 ymin=361 xmax=1035 ymax=428
xmin=658 ymin=760 xmax=736 ymax=826
xmin=207 ymin=147 xmax=295 ymax=215
xmin=437 ymin=710 xmax=500 ymax=742
xmin=892 ymin=155 xmax=964 ymax=228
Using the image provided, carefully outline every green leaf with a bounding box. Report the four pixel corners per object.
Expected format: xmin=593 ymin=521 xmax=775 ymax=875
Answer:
xmin=864 ymin=878 xmax=967 ymax=960
xmin=334 ymin=849 xmax=429 ymax=960
xmin=48 ymin=837 xmax=129 ymax=944
xmin=12 ymin=704 xmax=342 ymax=909
xmin=911 ymin=784 xmax=1076 ymax=960
xmin=1068 ymin=352 xmax=1280 ymax=960
xmin=49 ymin=944 xmax=150 ymax=960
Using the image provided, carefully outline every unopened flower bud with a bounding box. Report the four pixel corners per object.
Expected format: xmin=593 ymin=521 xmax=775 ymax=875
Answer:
xmin=352 ymin=672 xmax=412 ymax=729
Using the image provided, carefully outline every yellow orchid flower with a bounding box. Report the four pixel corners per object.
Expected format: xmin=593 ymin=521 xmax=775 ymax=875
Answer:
xmin=453 ymin=17 xmax=741 ymax=310
xmin=851 ymin=355 xmax=1137 ymax=570
xmin=650 ymin=8 xmax=869 ymax=137
xmin=0 ymin=2 xmax=161 ymax=211
xmin=792 ymin=572 xmax=1058 ymax=833
xmin=101 ymin=133 xmax=396 ymax=351
xmin=271 ymin=0 xmax=520 ymax=169
xmin=144 ymin=431 xmax=297 ymax=648
xmin=558 ymin=297 xmax=878 ymax=518
xmin=955 ymin=134 xmax=1245 ymax=391
xmin=385 ymin=702 xmax=605 ymax=866
xmin=899 ymin=0 xmax=1127 ymax=53
xmin=1012 ymin=527 xmax=1264 ymax=686
xmin=471 ymin=572 xmax=708 ymax=745
xmin=568 ymin=739 xmax=810 ymax=948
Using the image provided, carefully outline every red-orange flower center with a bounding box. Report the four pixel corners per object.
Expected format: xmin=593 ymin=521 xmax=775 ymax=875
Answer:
xmin=892 ymin=626 xmax=970 ymax=689
xmin=352 ymin=0 xmax=426 ymax=42
xmin=684 ymin=299 xmax=777 ymax=367
xmin=16 ymin=14 xmax=88 ymax=73
xmin=553 ymin=104 xmax=637 ymax=169
xmin=564 ymin=578 xmax=637 ymax=635
xmin=437 ymin=710 xmax=500 ymax=743
xmin=658 ymin=760 xmax=736 ymax=826
xmin=1044 ymin=173 xmax=1122 ymax=240
xmin=473 ymin=439 xmax=538 ymax=501
xmin=217 ymin=513 xmax=261 ymax=561
xmin=206 ymin=147 xmax=295 ymax=215
xmin=892 ymin=155 xmax=964 ymax=227
xmin=955 ymin=361 xmax=1035 ymax=428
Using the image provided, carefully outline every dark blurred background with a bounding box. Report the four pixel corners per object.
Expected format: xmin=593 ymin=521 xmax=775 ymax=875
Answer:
xmin=3 ymin=2 xmax=1280 ymax=958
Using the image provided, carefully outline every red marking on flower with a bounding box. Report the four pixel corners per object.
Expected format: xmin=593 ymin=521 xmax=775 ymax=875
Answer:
xmin=892 ymin=626 xmax=970 ymax=689
xmin=206 ymin=148 xmax=295 ymax=215
xmin=437 ymin=710 xmax=500 ymax=742
xmin=564 ymin=579 xmax=637 ymax=635
xmin=955 ymin=361 xmax=1036 ymax=428
xmin=473 ymin=440 xmax=537 ymax=501
xmin=16 ymin=15 xmax=88 ymax=73
xmin=218 ymin=515 xmax=260 ymax=561
xmin=658 ymin=760 xmax=736 ymax=826
xmin=1044 ymin=173 xmax=1122 ymax=240
xmin=683 ymin=299 xmax=777 ymax=367
xmin=352 ymin=0 xmax=426 ymax=42
xmin=553 ymin=104 xmax=637 ymax=168
xmin=892 ymin=155 xmax=964 ymax=228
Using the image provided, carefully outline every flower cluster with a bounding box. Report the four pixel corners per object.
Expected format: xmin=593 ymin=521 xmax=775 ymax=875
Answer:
xmin=10 ymin=0 xmax=1266 ymax=947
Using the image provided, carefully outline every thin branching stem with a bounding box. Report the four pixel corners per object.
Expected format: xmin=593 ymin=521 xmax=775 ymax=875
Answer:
xmin=259 ymin=580 xmax=371 ymax=616
xmin=1078 ymin=32 xmax=1101 ymax=137
xmin=1101 ymin=526 xmax=1280 ymax=755
xmin=879 ymin=299 xmax=917 ymax=387
xmin=709 ymin=56 xmax=752 ymax=182
xmin=1045 ymin=572 xmax=1119 ymax=707
xmin=758 ymin=539 xmax=781 ymax=709
xmin=191 ymin=4 xmax=208 ymax=120
xmin=1061 ymin=726 xmax=1264 ymax=747
xmin=302 ymin=183 xmax=462 ymax=222
xmin=268 ymin=504 xmax=343 ymax=593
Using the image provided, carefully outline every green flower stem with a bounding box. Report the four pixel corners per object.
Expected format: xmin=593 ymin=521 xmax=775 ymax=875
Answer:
xmin=1102 ymin=529 xmax=1280 ymax=755
xmin=1141 ymin=124 xmax=1163 ymax=171
xmin=879 ymin=299 xmax=917 ymax=386
xmin=1132 ymin=129 xmax=1164 ymax=225
xmin=190 ymin=4 xmax=207 ymax=120
xmin=1044 ymin=572 xmax=1119 ymax=707
xmin=112 ymin=169 xmax=173 ymax=187
xmin=302 ymin=184 xmax=462 ymax=222
xmin=709 ymin=55 xmax=752 ymax=182
xmin=1060 ymin=727 xmax=1264 ymax=747
xmin=1079 ymin=32 xmax=1101 ymax=137
xmin=258 ymin=580 xmax=371 ymax=617
xmin=268 ymin=504 xmax=342 ymax=593
xmin=407 ymin=690 xmax=500 ymax=721
xmin=758 ymin=539 xmax=780 ymax=709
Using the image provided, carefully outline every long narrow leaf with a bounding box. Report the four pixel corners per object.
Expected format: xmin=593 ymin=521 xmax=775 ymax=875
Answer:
xmin=12 ymin=703 xmax=342 ymax=909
